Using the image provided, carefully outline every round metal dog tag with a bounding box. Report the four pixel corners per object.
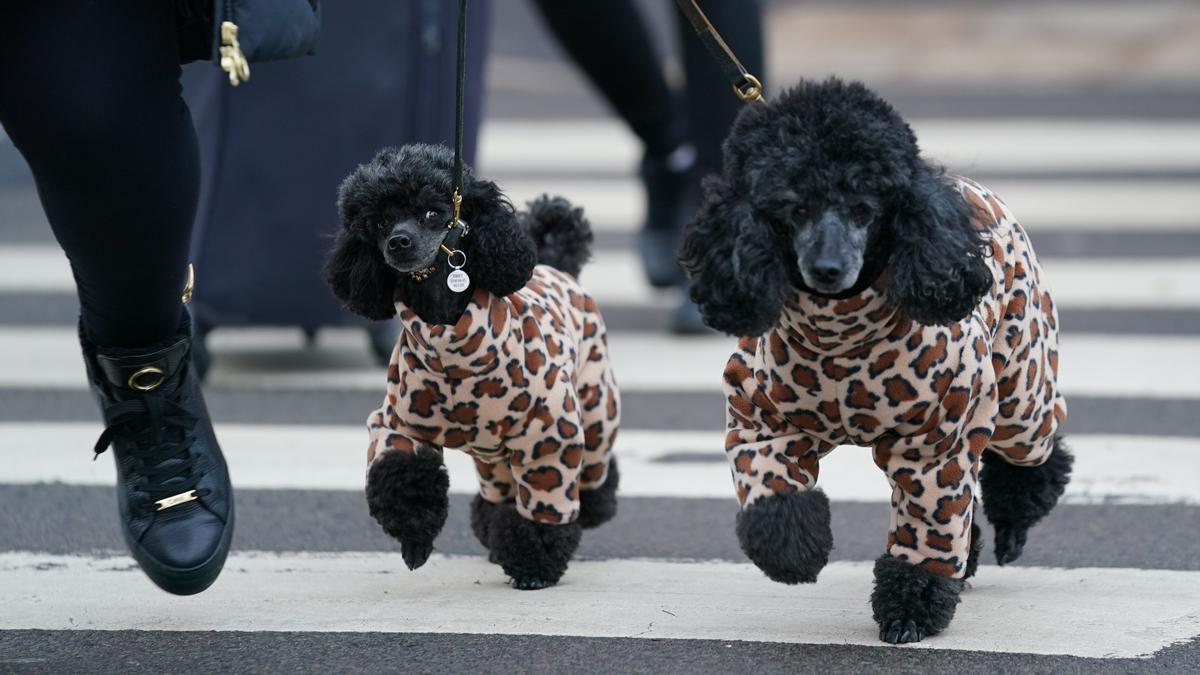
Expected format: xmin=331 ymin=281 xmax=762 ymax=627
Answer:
xmin=447 ymin=269 xmax=470 ymax=292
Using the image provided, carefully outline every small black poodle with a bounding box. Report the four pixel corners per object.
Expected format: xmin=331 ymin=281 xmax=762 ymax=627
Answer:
xmin=681 ymin=78 xmax=1072 ymax=643
xmin=324 ymin=144 xmax=621 ymax=590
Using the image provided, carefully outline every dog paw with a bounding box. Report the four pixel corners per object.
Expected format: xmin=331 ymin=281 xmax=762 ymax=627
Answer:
xmin=879 ymin=619 xmax=926 ymax=644
xmin=993 ymin=524 xmax=1029 ymax=565
xmin=736 ymin=490 xmax=833 ymax=584
xmin=401 ymin=540 xmax=434 ymax=571
xmin=485 ymin=503 xmax=581 ymax=589
xmin=871 ymin=555 xmax=962 ymax=644
xmin=511 ymin=576 xmax=556 ymax=591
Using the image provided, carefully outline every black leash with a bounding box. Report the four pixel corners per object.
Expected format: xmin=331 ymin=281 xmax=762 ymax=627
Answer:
xmin=673 ymin=0 xmax=764 ymax=103
xmin=450 ymin=0 xmax=467 ymax=225
xmin=410 ymin=0 xmax=472 ymax=290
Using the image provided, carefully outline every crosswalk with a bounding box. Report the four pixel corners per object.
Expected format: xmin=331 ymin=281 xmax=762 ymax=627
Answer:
xmin=3 ymin=115 xmax=1200 ymax=670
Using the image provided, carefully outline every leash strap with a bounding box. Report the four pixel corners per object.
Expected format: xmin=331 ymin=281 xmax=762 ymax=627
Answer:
xmin=450 ymin=0 xmax=468 ymax=225
xmin=673 ymin=0 xmax=764 ymax=103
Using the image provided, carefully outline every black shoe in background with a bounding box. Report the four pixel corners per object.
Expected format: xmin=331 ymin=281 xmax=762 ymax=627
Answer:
xmin=639 ymin=144 xmax=699 ymax=289
xmin=82 ymin=311 xmax=234 ymax=595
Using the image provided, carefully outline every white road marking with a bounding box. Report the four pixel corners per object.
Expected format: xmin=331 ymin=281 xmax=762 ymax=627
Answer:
xmin=6 ymin=239 xmax=1200 ymax=311
xmin=480 ymin=119 xmax=1200 ymax=173
xmin=0 ymin=326 xmax=1198 ymax=401
xmin=496 ymin=178 xmax=1200 ymax=232
xmin=1 ymin=551 xmax=1197 ymax=659
xmin=2 ymin=424 xmax=1196 ymax=505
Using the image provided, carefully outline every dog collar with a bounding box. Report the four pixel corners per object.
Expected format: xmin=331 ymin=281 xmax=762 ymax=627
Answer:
xmin=408 ymin=218 xmax=470 ymax=283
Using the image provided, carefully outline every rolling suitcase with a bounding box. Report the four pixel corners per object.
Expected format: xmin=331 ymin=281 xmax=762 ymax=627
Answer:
xmin=182 ymin=0 xmax=490 ymax=374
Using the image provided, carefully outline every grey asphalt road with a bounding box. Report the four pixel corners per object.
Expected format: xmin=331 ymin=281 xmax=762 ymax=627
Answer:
xmin=4 ymin=1 xmax=1200 ymax=673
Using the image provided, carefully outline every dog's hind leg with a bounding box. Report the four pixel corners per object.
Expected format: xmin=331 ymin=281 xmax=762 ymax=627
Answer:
xmin=470 ymin=457 xmax=517 ymax=550
xmin=575 ymin=327 xmax=621 ymax=530
xmin=487 ymin=416 xmax=587 ymax=590
xmin=980 ymin=434 xmax=1073 ymax=565
xmin=365 ymin=443 xmax=450 ymax=571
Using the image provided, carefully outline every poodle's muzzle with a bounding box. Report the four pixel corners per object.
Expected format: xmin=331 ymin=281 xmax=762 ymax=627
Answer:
xmin=380 ymin=219 xmax=446 ymax=273
xmin=794 ymin=210 xmax=868 ymax=294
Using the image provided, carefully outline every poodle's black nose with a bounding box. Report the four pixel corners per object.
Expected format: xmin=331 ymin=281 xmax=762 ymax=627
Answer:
xmin=811 ymin=259 xmax=843 ymax=285
xmin=387 ymin=233 xmax=413 ymax=251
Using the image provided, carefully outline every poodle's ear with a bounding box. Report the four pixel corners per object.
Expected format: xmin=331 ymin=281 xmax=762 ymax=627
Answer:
xmin=680 ymin=177 xmax=789 ymax=337
xmin=888 ymin=168 xmax=993 ymax=325
xmin=322 ymin=229 xmax=398 ymax=320
xmin=464 ymin=177 xmax=537 ymax=297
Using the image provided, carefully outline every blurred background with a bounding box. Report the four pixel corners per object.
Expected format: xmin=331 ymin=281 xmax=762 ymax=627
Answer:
xmin=3 ymin=1 xmax=1200 ymax=667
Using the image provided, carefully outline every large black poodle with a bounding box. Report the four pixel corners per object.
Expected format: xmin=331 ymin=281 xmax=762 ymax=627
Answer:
xmin=680 ymin=77 xmax=1072 ymax=643
xmin=324 ymin=144 xmax=621 ymax=590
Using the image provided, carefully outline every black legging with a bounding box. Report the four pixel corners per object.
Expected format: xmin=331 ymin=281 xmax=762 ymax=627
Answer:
xmin=0 ymin=1 xmax=198 ymax=348
xmin=531 ymin=0 xmax=764 ymax=176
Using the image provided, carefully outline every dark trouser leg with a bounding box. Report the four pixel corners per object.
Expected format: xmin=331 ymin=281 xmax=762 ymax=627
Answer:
xmin=0 ymin=2 xmax=233 ymax=596
xmin=0 ymin=0 xmax=198 ymax=348
xmin=529 ymin=0 xmax=684 ymax=156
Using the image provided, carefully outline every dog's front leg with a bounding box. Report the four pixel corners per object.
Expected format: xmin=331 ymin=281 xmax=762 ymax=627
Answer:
xmin=365 ymin=442 xmax=450 ymax=570
xmin=870 ymin=445 xmax=978 ymax=644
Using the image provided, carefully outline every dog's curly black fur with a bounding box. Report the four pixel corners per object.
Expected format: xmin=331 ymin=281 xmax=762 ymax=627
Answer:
xmin=736 ymin=489 xmax=833 ymax=584
xmin=484 ymin=501 xmax=583 ymax=590
xmin=324 ymin=144 xmax=539 ymax=325
xmin=577 ymin=457 xmax=620 ymax=529
xmin=680 ymin=77 xmax=993 ymax=336
xmin=981 ymin=436 xmax=1074 ymax=565
xmin=963 ymin=512 xmax=983 ymax=581
xmin=520 ymin=195 xmax=594 ymax=278
xmin=365 ymin=446 xmax=450 ymax=571
xmin=871 ymin=555 xmax=963 ymax=644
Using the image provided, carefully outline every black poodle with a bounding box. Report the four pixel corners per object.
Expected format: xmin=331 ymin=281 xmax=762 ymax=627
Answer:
xmin=324 ymin=144 xmax=621 ymax=590
xmin=681 ymin=77 xmax=1071 ymax=643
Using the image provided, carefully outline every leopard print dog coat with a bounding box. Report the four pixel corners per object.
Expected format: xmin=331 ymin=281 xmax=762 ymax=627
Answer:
xmin=366 ymin=265 xmax=620 ymax=525
xmin=724 ymin=178 xmax=1066 ymax=579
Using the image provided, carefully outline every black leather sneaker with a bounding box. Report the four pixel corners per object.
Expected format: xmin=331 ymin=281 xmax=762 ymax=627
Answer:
xmin=82 ymin=312 xmax=234 ymax=595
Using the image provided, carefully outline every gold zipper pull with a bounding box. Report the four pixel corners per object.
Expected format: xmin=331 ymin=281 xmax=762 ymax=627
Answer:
xmin=219 ymin=21 xmax=251 ymax=87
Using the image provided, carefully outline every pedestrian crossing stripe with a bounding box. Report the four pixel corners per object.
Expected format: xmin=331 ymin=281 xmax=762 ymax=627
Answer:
xmin=478 ymin=119 xmax=1200 ymax=173
xmin=2 ymin=551 xmax=1197 ymax=659
xmin=3 ymin=424 xmax=1198 ymax=505
xmin=2 ymin=327 xmax=1200 ymax=402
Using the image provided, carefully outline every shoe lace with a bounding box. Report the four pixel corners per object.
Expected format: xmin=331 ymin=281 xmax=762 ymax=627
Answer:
xmin=93 ymin=389 xmax=208 ymax=514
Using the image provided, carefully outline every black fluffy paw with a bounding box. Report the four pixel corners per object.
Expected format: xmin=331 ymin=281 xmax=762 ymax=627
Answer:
xmin=511 ymin=576 xmax=554 ymax=591
xmin=366 ymin=448 xmax=450 ymax=568
xmin=993 ymin=524 xmax=1029 ymax=566
xmin=871 ymin=555 xmax=963 ymax=644
xmin=736 ymin=490 xmax=833 ymax=584
xmin=486 ymin=502 xmax=581 ymax=590
xmin=879 ymin=619 xmax=926 ymax=645
xmin=980 ymin=439 xmax=1073 ymax=566
xmin=577 ymin=458 xmax=619 ymax=529
xmin=402 ymin=541 xmax=434 ymax=570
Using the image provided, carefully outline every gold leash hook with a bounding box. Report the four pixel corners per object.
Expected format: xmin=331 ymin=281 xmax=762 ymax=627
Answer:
xmin=450 ymin=189 xmax=463 ymax=229
xmin=734 ymin=74 xmax=764 ymax=103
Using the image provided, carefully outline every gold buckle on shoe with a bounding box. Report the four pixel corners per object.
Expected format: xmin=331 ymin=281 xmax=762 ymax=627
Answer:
xmin=128 ymin=367 xmax=166 ymax=391
xmin=155 ymin=490 xmax=199 ymax=511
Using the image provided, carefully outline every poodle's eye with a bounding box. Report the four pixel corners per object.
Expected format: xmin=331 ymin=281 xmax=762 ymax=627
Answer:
xmin=793 ymin=207 xmax=810 ymax=221
xmin=423 ymin=210 xmax=438 ymax=222
xmin=849 ymin=203 xmax=871 ymax=224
